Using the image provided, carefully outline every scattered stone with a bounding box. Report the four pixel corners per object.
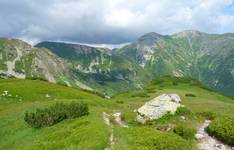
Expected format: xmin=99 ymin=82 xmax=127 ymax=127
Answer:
xmin=3 ymin=91 xmax=8 ymax=95
xmin=136 ymin=94 xmax=181 ymax=124
xmin=180 ymin=116 xmax=186 ymax=120
xmin=166 ymin=127 xmax=171 ymax=132
xmin=215 ymin=144 xmax=226 ymax=150
xmin=195 ymin=133 xmax=203 ymax=140
xmin=105 ymin=95 xmax=111 ymax=99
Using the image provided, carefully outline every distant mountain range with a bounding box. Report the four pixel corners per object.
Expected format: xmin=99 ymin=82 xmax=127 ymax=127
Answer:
xmin=0 ymin=30 xmax=233 ymax=96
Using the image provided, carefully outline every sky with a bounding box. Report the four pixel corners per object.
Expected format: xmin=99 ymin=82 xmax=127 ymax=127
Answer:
xmin=0 ymin=0 xmax=234 ymax=45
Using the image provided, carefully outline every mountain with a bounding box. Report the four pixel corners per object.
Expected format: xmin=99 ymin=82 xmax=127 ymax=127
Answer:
xmin=118 ymin=30 xmax=234 ymax=97
xmin=0 ymin=38 xmax=149 ymax=96
xmin=35 ymin=42 xmax=150 ymax=95
xmin=1 ymin=35 xmax=234 ymax=149
xmin=0 ymin=30 xmax=234 ymax=97
xmin=0 ymin=38 xmax=76 ymax=83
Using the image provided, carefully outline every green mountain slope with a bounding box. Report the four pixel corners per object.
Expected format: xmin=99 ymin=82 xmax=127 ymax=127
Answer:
xmin=0 ymin=38 xmax=79 ymax=85
xmin=0 ymin=78 xmax=234 ymax=149
xmin=0 ymin=38 xmax=149 ymax=96
xmin=36 ymin=41 xmax=150 ymax=95
xmin=118 ymin=30 xmax=234 ymax=96
xmin=1 ymin=30 xmax=233 ymax=97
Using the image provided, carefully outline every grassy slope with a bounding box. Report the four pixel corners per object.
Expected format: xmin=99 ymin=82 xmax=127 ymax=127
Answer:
xmin=111 ymin=77 xmax=234 ymax=149
xmin=0 ymin=79 xmax=112 ymax=150
xmin=0 ymin=78 xmax=234 ymax=149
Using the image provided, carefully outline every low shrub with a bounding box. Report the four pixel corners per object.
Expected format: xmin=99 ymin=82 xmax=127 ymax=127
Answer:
xmin=154 ymin=113 xmax=175 ymax=123
xmin=131 ymin=91 xmax=150 ymax=98
xmin=172 ymin=81 xmax=178 ymax=86
xmin=196 ymin=111 xmax=216 ymax=120
xmin=57 ymin=81 xmax=69 ymax=87
xmin=24 ymin=102 xmax=89 ymax=128
xmin=207 ymin=116 xmax=234 ymax=146
xmin=116 ymin=100 xmax=124 ymax=104
xmin=152 ymin=107 xmax=192 ymax=125
xmin=26 ymin=77 xmax=48 ymax=81
xmin=173 ymin=125 xmax=196 ymax=140
xmin=145 ymin=88 xmax=157 ymax=93
xmin=176 ymin=107 xmax=192 ymax=116
xmin=185 ymin=93 xmax=196 ymax=97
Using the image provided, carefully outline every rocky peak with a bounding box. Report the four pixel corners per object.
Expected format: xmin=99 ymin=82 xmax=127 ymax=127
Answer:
xmin=172 ymin=30 xmax=202 ymax=38
xmin=138 ymin=32 xmax=164 ymax=46
xmin=0 ymin=38 xmax=32 ymax=51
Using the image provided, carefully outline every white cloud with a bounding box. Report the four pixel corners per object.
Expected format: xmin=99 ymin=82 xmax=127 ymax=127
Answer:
xmin=0 ymin=0 xmax=233 ymax=44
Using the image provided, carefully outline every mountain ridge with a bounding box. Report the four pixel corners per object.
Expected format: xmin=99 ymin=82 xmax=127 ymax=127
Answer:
xmin=0 ymin=30 xmax=233 ymax=96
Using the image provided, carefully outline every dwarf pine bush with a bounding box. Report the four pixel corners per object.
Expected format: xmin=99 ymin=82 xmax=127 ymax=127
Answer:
xmin=173 ymin=125 xmax=196 ymax=140
xmin=24 ymin=102 xmax=89 ymax=128
xmin=207 ymin=116 xmax=234 ymax=146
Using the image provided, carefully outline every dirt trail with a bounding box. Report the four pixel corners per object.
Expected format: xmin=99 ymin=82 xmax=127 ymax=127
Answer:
xmin=113 ymin=112 xmax=128 ymax=128
xmin=103 ymin=112 xmax=128 ymax=150
xmin=103 ymin=112 xmax=114 ymax=150
xmin=196 ymin=120 xmax=232 ymax=150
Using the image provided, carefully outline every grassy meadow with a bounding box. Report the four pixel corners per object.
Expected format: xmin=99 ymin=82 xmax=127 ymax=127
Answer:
xmin=0 ymin=77 xmax=234 ymax=149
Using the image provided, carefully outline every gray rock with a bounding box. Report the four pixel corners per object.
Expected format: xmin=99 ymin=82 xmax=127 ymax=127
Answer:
xmin=180 ymin=116 xmax=186 ymax=120
xmin=215 ymin=144 xmax=225 ymax=150
xmin=136 ymin=94 xmax=181 ymax=123
xmin=195 ymin=133 xmax=203 ymax=140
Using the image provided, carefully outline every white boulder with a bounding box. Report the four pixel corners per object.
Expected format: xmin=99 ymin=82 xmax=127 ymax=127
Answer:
xmin=136 ymin=94 xmax=181 ymax=124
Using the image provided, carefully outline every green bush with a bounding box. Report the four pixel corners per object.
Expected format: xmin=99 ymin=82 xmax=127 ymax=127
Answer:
xmin=154 ymin=113 xmax=174 ymax=123
xmin=172 ymin=81 xmax=178 ymax=86
xmin=176 ymin=107 xmax=192 ymax=116
xmin=196 ymin=111 xmax=216 ymax=120
xmin=116 ymin=100 xmax=124 ymax=104
xmin=173 ymin=125 xmax=195 ymax=140
xmin=151 ymin=107 xmax=192 ymax=125
xmin=185 ymin=93 xmax=196 ymax=97
xmin=26 ymin=77 xmax=48 ymax=82
xmin=207 ymin=116 xmax=234 ymax=146
xmin=131 ymin=91 xmax=150 ymax=98
xmin=145 ymin=88 xmax=157 ymax=93
xmin=24 ymin=102 xmax=89 ymax=128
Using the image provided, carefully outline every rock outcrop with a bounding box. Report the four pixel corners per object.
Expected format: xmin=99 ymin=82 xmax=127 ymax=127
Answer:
xmin=136 ymin=94 xmax=181 ymax=124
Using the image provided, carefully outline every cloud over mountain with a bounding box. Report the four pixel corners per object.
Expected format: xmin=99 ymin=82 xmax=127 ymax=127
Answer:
xmin=0 ymin=0 xmax=234 ymax=44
